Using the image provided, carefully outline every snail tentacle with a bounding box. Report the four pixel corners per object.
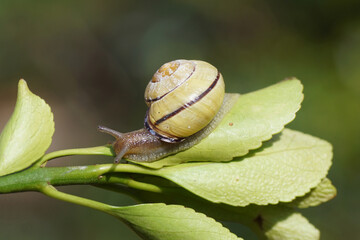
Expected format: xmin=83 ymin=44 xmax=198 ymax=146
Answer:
xmin=98 ymin=125 xmax=123 ymax=138
xmin=113 ymin=144 xmax=130 ymax=163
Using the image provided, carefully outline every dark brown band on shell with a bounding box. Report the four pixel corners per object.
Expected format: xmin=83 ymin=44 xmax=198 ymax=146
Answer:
xmin=155 ymin=71 xmax=220 ymax=125
xmin=144 ymin=71 xmax=221 ymax=142
xmin=144 ymin=113 xmax=184 ymax=143
xmin=145 ymin=64 xmax=196 ymax=103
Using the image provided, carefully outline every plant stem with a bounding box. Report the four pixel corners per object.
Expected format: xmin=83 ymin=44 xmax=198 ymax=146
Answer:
xmin=40 ymin=184 xmax=112 ymax=212
xmin=98 ymin=174 xmax=170 ymax=193
xmin=0 ymin=164 xmax=160 ymax=194
xmin=33 ymin=145 xmax=114 ymax=168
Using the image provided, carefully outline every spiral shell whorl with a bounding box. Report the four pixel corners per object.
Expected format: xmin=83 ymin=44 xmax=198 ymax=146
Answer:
xmin=144 ymin=60 xmax=225 ymax=142
xmin=145 ymin=60 xmax=195 ymax=105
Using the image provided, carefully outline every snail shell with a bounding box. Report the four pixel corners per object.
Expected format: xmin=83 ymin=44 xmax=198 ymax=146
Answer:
xmin=99 ymin=59 xmax=238 ymax=163
xmin=144 ymin=60 xmax=225 ymax=142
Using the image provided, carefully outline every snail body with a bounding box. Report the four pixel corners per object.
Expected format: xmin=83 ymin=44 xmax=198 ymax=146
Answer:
xmin=99 ymin=59 xmax=236 ymax=163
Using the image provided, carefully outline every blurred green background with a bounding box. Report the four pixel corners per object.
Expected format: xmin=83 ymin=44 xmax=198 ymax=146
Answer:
xmin=0 ymin=0 xmax=359 ymax=239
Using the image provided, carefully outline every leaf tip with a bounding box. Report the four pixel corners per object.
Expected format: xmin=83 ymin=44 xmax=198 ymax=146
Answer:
xmin=282 ymin=77 xmax=304 ymax=90
xmin=283 ymin=76 xmax=297 ymax=80
xmin=18 ymin=79 xmax=32 ymax=97
xmin=18 ymin=78 xmax=27 ymax=88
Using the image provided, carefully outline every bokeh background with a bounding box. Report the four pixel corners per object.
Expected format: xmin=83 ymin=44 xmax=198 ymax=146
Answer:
xmin=0 ymin=1 xmax=359 ymax=239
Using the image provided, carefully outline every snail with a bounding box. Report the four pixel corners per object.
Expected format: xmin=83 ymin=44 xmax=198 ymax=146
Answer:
xmin=98 ymin=59 xmax=238 ymax=163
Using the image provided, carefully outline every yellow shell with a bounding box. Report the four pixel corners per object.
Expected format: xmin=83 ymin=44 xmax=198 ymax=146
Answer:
xmin=144 ymin=59 xmax=225 ymax=142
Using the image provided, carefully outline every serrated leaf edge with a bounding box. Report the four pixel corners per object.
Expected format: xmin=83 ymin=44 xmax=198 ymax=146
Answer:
xmin=232 ymin=79 xmax=304 ymax=163
xmin=0 ymin=79 xmax=55 ymax=176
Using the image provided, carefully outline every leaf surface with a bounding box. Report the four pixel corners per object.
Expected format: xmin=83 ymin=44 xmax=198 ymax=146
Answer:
xmin=258 ymin=207 xmax=320 ymax=240
xmin=285 ymin=178 xmax=336 ymax=208
xmin=140 ymin=79 xmax=303 ymax=169
xmin=0 ymin=80 xmax=54 ymax=176
xmin=110 ymin=181 xmax=323 ymax=240
xmin=109 ymin=203 xmax=242 ymax=240
xmin=155 ymin=129 xmax=332 ymax=206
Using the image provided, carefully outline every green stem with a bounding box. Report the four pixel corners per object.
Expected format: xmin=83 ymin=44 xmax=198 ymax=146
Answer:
xmin=99 ymin=174 xmax=169 ymax=193
xmin=0 ymin=164 xmax=160 ymax=193
xmin=33 ymin=145 xmax=114 ymax=168
xmin=40 ymin=184 xmax=112 ymax=212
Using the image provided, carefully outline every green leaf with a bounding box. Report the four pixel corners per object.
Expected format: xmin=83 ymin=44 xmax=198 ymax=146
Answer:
xmin=0 ymin=80 xmax=54 ymax=176
xmin=108 ymin=203 xmax=243 ymax=240
xmin=285 ymin=178 xmax=337 ymax=208
xmin=154 ymin=128 xmax=332 ymax=206
xmin=139 ymin=78 xmax=303 ymax=169
xmin=258 ymin=207 xmax=320 ymax=240
xmin=108 ymin=180 xmax=321 ymax=240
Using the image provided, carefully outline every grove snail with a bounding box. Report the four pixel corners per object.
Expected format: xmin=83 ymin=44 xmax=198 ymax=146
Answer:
xmin=98 ymin=59 xmax=237 ymax=163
